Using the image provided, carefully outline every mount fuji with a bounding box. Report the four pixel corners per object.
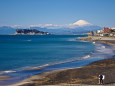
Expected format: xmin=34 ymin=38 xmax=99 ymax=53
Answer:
xmin=30 ymin=20 xmax=102 ymax=34
xmin=73 ymin=20 xmax=92 ymax=26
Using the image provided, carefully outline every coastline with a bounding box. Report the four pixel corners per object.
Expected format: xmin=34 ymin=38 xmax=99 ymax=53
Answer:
xmin=77 ymin=36 xmax=115 ymax=46
xmin=8 ymin=57 xmax=115 ymax=86
xmin=8 ymin=36 xmax=115 ymax=86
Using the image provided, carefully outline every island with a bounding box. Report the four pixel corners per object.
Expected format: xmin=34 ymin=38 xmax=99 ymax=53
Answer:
xmin=14 ymin=29 xmax=50 ymax=35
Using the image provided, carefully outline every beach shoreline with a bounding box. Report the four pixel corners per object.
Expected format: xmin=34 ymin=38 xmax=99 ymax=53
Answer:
xmin=0 ymin=75 xmax=11 ymax=81
xmin=7 ymin=36 xmax=115 ymax=86
xmin=77 ymin=36 xmax=115 ymax=46
xmin=8 ymin=57 xmax=115 ymax=86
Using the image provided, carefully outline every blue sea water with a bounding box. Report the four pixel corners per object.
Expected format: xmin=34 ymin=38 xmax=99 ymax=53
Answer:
xmin=0 ymin=35 xmax=114 ymax=85
xmin=0 ymin=35 xmax=94 ymax=71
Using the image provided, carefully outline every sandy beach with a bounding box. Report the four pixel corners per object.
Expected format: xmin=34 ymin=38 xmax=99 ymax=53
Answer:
xmin=7 ymin=36 xmax=115 ymax=86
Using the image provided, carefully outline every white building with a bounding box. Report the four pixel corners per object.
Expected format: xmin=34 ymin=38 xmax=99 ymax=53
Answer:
xmin=97 ymin=30 xmax=103 ymax=34
xmin=111 ymin=27 xmax=115 ymax=30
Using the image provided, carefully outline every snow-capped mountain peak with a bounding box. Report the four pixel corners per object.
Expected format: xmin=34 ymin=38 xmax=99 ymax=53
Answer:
xmin=73 ymin=20 xmax=92 ymax=26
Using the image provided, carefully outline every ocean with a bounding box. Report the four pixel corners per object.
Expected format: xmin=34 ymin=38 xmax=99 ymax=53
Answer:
xmin=0 ymin=35 xmax=114 ymax=85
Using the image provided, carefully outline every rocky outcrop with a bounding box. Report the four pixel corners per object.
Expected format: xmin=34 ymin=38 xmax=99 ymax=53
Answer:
xmin=15 ymin=29 xmax=50 ymax=35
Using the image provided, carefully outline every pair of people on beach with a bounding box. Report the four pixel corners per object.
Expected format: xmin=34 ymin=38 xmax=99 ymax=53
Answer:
xmin=99 ymin=75 xmax=105 ymax=84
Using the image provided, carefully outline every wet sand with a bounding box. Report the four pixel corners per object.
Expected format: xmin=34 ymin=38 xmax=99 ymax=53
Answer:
xmin=0 ymin=75 xmax=11 ymax=82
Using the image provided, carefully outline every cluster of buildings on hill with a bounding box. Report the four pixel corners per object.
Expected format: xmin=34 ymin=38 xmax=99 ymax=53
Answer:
xmin=88 ymin=27 xmax=115 ymax=37
xmin=15 ymin=29 xmax=50 ymax=35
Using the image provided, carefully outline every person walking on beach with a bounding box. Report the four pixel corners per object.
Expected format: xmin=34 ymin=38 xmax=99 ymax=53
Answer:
xmin=99 ymin=75 xmax=103 ymax=84
xmin=102 ymin=75 xmax=105 ymax=84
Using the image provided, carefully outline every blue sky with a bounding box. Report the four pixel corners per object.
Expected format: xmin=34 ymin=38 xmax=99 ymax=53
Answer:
xmin=0 ymin=0 xmax=115 ymax=27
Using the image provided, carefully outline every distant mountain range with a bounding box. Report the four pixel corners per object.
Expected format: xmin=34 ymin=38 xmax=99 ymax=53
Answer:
xmin=0 ymin=20 xmax=102 ymax=35
xmin=31 ymin=26 xmax=102 ymax=34
xmin=0 ymin=26 xmax=16 ymax=35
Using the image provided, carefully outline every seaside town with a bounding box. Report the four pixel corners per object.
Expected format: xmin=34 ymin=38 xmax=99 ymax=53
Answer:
xmin=88 ymin=27 xmax=115 ymax=37
xmin=78 ymin=27 xmax=115 ymax=46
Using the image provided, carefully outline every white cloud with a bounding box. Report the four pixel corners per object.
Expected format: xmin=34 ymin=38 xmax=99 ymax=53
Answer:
xmin=44 ymin=24 xmax=53 ymax=27
xmin=36 ymin=20 xmax=92 ymax=29
xmin=30 ymin=24 xmax=44 ymax=28
xmin=10 ymin=25 xmax=24 ymax=28
xmin=6 ymin=20 xmax=93 ymax=29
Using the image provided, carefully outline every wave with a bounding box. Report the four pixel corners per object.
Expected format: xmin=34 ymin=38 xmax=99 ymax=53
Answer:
xmin=93 ymin=43 xmax=115 ymax=59
xmin=93 ymin=42 xmax=96 ymax=44
xmin=101 ymin=46 xmax=106 ymax=48
xmin=0 ymin=42 xmax=114 ymax=75
xmin=25 ymin=40 xmax=32 ymax=41
xmin=68 ymin=39 xmax=76 ymax=41
xmin=83 ymin=55 xmax=91 ymax=59
xmin=31 ymin=64 xmax=50 ymax=69
xmin=0 ymin=70 xmax=16 ymax=74
xmin=12 ymin=43 xmax=112 ymax=71
xmin=29 ymin=54 xmax=93 ymax=70
xmin=0 ymin=54 xmax=93 ymax=75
